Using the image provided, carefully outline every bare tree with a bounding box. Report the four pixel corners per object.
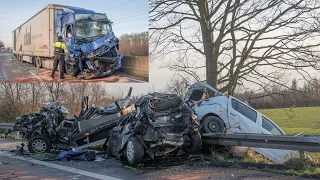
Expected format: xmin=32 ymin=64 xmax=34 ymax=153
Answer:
xmin=44 ymin=83 xmax=66 ymax=102
xmin=119 ymin=32 xmax=149 ymax=56
xmin=0 ymin=39 xmax=4 ymax=48
xmin=166 ymin=74 xmax=191 ymax=96
xmin=150 ymin=0 xmax=320 ymax=95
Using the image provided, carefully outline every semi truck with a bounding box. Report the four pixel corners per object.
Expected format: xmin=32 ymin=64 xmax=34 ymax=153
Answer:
xmin=12 ymin=4 xmax=122 ymax=78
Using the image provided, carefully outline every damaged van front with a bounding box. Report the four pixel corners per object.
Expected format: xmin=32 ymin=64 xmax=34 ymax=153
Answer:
xmin=185 ymin=82 xmax=299 ymax=164
xmin=56 ymin=7 xmax=122 ymax=78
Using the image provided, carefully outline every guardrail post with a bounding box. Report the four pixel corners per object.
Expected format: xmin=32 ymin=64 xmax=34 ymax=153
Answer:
xmin=299 ymin=151 xmax=306 ymax=159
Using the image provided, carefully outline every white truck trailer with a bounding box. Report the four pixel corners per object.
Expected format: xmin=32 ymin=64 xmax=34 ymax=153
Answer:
xmin=12 ymin=4 xmax=122 ymax=77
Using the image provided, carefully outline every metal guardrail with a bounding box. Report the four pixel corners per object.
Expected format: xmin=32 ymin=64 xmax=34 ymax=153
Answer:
xmin=0 ymin=123 xmax=14 ymax=130
xmin=202 ymin=133 xmax=320 ymax=152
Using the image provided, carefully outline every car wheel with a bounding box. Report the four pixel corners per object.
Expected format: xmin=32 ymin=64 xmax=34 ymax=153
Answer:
xmin=28 ymin=135 xmax=52 ymax=153
xmin=126 ymin=136 xmax=144 ymax=165
xmin=202 ymin=116 xmax=225 ymax=133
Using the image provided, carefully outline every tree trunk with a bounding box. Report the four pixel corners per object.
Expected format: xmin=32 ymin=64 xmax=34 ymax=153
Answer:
xmin=198 ymin=0 xmax=218 ymax=96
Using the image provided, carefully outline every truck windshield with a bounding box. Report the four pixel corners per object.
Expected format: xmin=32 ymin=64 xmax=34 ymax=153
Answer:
xmin=75 ymin=14 xmax=111 ymax=43
xmin=76 ymin=21 xmax=110 ymax=43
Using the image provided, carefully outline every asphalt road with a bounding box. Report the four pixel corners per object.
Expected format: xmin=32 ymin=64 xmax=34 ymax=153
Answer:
xmin=0 ymin=53 xmax=148 ymax=83
xmin=0 ymin=139 xmax=314 ymax=180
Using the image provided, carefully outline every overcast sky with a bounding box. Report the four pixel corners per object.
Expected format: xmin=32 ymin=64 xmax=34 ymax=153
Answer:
xmin=0 ymin=0 xmax=148 ymax=47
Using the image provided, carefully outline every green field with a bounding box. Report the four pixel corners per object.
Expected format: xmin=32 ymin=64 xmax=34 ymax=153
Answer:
xmin=259 ymin=107 xmax=320 ymax=135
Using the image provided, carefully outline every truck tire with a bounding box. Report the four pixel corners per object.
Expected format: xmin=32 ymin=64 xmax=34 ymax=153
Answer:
xmin=66 ymin=63 xmax=80 ymax=77
xmin=19 ymin=55 xmax=22 ymax=63
xmin=35 ymin=57 xmax=42 ymax=68
xmin=125 ymin=136 xmax=144 ymax=165
xmin=202 ymin=116 xmax=225 ymax=133
xmin=28 ymin=135 xmax=52 ymax=153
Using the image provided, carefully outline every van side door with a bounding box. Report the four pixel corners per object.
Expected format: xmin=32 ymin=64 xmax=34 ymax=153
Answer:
xmin=227 ymin=97 xmax=259 ymax=133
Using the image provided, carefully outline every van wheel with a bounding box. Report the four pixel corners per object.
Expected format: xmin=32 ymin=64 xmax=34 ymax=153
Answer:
xmin=125 ymin=137 xmax=144 ymax=165
xmin=28 ymin=135 xmax=52 ymax=153
xmin=202 ymin=116 xmax=225 ymax=133
xmin=35 ymin=57 xmax=42 ymax=68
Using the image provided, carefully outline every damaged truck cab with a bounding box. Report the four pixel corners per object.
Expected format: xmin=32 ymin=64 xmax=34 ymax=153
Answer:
xmin=56 ymin=7 xmax=122 ymax=77
xmin=12 ymin=4 xmax=122 ymax=78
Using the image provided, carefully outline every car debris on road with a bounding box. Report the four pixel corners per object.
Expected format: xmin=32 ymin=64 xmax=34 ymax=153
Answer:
xmin=108 ymin=92 xmax=202 ymax=165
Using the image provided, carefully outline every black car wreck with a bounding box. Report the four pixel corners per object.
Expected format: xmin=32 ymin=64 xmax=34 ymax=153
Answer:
xmin=107 ymin=92 xmax=202 ymax=165
xmin=5 ymin=88 xmax=134 ymax=153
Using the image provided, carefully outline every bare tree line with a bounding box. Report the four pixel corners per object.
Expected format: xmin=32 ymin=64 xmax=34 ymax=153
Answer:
xmin=119 ymin=31 xmax=148 ymax=56
xmin=234 ymin=78 xmax=320 ymax=109
xmin=0 ymin=83 xmax=141 ymax=123
xmin=150 ymin=0 xmax=320 ymax=96
xmin=0 ymin=40 xmax=4 ymax=48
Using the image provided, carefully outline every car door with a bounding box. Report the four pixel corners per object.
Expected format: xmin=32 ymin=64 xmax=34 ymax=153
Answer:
xmin=253 ymin=115 xmax=299 ymax=163
xmin=227 ymin=97 xmax=259 ymax=133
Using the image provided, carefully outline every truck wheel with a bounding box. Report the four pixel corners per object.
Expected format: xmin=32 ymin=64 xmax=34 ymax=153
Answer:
xmin=35 ymin=57 xmax=42 ymax=68
xmin=66 ymin=63 xmax=80 ymax=77
xmin=19 ymin=55 xmax=22 ymax=63
xmin=126 ymin=137 xmax=144 ymax=165
xmin=202 ymin=116 xmax=225 ymax=133
xmin=28 ymin=135 xmax=52 ymax=153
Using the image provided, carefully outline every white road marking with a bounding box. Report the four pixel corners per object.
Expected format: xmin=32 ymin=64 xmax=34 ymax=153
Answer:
xmin=0 ymin=151 xmax=123 ymax=180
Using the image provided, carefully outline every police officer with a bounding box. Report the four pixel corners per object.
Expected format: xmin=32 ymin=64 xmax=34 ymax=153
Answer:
xmin=51 ymin=36 xmax=68 ymax=79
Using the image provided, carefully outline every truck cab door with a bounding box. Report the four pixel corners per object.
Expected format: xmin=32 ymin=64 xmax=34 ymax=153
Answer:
xmin=227 ymin=97 xmax=259 ymax=133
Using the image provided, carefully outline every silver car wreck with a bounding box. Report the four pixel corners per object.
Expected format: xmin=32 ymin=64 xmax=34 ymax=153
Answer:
xmin=185 ymin=82 xmax=299 ymax=163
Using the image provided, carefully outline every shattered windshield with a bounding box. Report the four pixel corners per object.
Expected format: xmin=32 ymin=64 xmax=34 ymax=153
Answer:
xmin=75 ymin=14 xmax=111 ymax=43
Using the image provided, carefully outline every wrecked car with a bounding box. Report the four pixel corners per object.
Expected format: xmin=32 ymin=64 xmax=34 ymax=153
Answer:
xmin=107 ymin=92 xmax=202 ymax=165
xmin=6 ymin=87 xmax=134 ymax=153
xmin=185 ymin=82 xmax=299 ymax=163
xmin=6 ymin=100 xmax=70 ymax=153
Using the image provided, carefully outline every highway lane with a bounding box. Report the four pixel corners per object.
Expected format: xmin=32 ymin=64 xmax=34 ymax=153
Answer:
xmin=0 ymin=53 xmax=148 ymax=83
xmin=0 ymin=139 xmax=313 ymax=180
